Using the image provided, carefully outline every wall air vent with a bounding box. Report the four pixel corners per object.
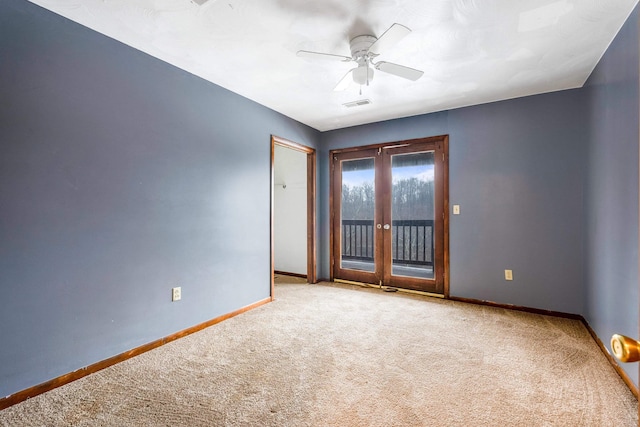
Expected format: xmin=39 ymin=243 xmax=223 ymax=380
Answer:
xmin=343 ymin=99 xmax=372 ymax=108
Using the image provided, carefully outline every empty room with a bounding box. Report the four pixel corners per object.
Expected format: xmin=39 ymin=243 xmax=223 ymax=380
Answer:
xmin=1 ymin=0 xmax=639 ymax=425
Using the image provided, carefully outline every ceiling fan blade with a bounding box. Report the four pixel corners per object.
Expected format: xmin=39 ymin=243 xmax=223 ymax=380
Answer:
xmin=333 ymin=68 xmax=355 ymax=91
xmin=297 ymin=50 xmax=353 ymax=62
xmin=375 ymin=61 xmax=424 ymax=81
xmin=369 ymin=23 xmax=411 ymax=55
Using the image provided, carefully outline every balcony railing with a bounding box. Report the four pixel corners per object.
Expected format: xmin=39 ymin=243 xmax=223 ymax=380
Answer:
xmin=342 ymin=219 xmax=434 ymax=267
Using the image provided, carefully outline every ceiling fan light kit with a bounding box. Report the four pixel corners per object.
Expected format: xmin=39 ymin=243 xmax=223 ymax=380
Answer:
xmin=297 ymin=23 xmax=424 ymax=92
xmin=352 ymin=65 xmax=374 ymax=85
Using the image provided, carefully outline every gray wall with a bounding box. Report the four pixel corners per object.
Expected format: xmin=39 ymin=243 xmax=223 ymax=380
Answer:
xmin=583 ymin=7 xmax=639 ymax=386
xmin=0 ymin=0 xmax=319 ymax=398
xmin=320 ymin=90 xmax=588 ymax=316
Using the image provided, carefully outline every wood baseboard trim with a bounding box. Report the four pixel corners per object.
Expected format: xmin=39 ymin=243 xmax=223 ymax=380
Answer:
xmin=580 ymin=316 xmax=639 ymax=399
xmin=449 ymin=295 xmax=638 ymax=398
xmin=448 ymin=295 xmax=582 ymax=320
xmin=274 ymin=271 xmax=308 ymax=279
xmin=0 ymin=297 xmax=271 ymax=411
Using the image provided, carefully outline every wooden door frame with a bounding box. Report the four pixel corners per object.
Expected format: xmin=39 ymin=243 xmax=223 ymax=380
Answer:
xmin=270 ymin=135 xmax=317 ymax=300
xmin=329 ymin=135 xmax=450 ymax=297
xmin=381 ymin=140 xmax=447 ymax=294
xmin=330 ymin=148 xmax=382 ymax=285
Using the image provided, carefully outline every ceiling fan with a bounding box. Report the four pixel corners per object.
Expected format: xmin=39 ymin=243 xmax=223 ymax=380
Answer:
xmin=297 ymin=23 xmax=424 ymax=92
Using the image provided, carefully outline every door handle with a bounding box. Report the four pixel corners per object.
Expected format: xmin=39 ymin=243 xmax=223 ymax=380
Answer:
xmin=383 ymin=224 xmax=390 ymax=230
xmin=610 ymin=334 xmax=640 ymax=363
xmin=376 ymin=224 xmax=382 ymax=229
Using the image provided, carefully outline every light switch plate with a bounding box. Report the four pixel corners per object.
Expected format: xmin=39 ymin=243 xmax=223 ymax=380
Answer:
xmin=453 ymin=205 xmax=460 ymax=215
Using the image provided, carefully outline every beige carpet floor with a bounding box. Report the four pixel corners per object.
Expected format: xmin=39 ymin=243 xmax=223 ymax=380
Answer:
xmin=0 ymin=276 xmax=637 ymax=426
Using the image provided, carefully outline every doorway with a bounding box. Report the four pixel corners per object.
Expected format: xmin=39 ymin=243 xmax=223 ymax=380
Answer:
xmin=330 ymin=136 xmax=449 ymax=296
xmin=271 ymin=135 xmax=317 ymax=299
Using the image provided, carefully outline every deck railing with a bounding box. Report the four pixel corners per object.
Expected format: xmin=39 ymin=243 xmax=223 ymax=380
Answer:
xmin=341 ymin=219 xmax=434 ymax=267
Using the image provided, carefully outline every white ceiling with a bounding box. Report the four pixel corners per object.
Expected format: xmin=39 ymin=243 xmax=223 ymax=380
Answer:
xmin=29 ymin=0 xmax=638 ymax=131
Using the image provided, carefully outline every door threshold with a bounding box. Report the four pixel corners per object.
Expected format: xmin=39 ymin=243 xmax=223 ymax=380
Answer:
xmin=334 ymin=278 xmax=376 ymax=288
xmin=333 ymin=279 xmax=444 ymax=299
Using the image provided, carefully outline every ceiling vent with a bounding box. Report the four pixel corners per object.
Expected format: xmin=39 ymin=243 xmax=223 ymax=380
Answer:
xmin=343 ymin=99 xmax=372 ymax=108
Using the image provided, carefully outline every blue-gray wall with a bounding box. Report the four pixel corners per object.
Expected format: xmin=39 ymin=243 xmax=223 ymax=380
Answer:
xmin=320 ymin=90 xmax=588 ymax=315
xmin=0 ymin=0 xmax=319 ymax=398
xmin=584 ymin=7 xmax=639 ymax=386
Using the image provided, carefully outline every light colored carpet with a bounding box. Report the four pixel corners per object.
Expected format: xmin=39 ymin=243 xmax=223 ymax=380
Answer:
xmin=0 ymin=277 xmax=637 ymax=426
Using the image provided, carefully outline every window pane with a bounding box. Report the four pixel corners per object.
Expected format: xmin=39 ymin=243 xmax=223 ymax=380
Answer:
xmin=341 ymin=158 xmax=375 ymax=272
xmin=390 ymin=151 xmax=435 ymax=279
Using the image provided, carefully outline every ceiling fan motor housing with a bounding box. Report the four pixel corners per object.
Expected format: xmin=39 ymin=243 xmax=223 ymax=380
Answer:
xmin=350 ymin=35 xmax=377 ymax=61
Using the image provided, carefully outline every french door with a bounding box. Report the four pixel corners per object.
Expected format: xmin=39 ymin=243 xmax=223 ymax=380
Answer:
xmin=331 ymin=136 xmax=448 ymax=295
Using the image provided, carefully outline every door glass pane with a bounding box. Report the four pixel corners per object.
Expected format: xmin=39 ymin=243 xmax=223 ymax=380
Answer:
xmin=390 ymin=151 xmax=435 ymax=279
xmin=341 ymin=158 xmax=375 ymax=272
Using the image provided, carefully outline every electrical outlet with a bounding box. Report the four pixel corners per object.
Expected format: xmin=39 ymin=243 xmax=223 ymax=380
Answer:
xmin=172 ymin=287 xmax=181 ymax=301
xmin=504 ymin=270 xmax=513 ymax=281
